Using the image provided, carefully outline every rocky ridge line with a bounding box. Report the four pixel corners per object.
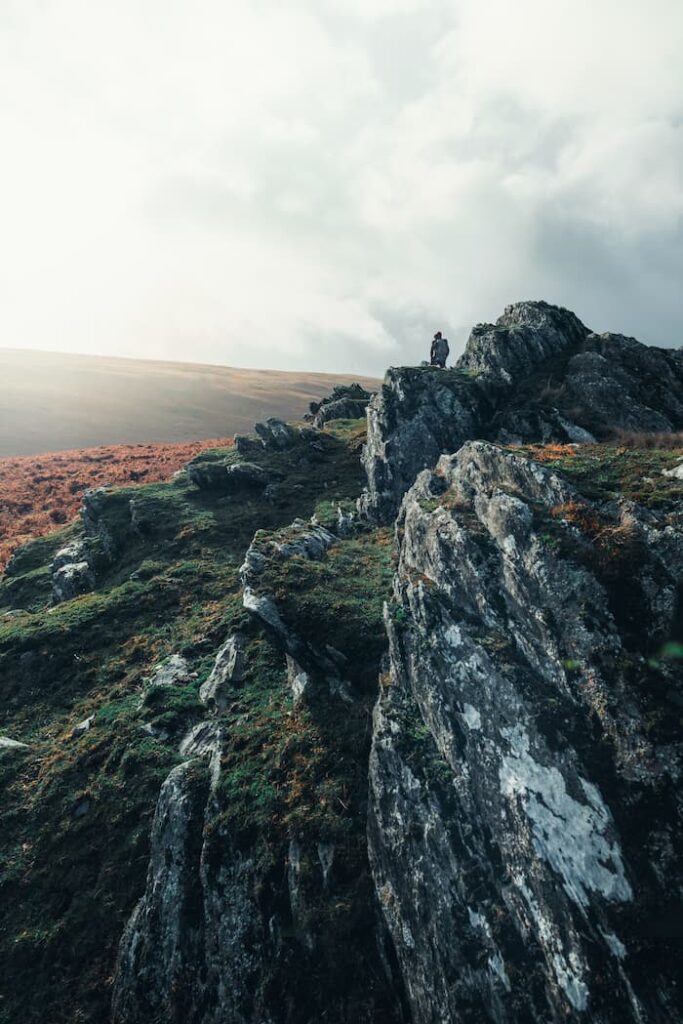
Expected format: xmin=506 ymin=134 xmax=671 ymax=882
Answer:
xmin=361 ymin=300 xmax=683 ymax=521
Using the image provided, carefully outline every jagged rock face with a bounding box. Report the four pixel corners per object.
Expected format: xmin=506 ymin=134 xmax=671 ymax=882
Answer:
xmin=114 ymin=760 xmax=398 ymax=1024
xmin=360 ymin=301 xmax=587 ymax=521
xmin=112 ymin=761 xmax=211 ymax=1024
xmin=360 ymin=365 xmax=487 ymax=522
xmin=146 ymin=653 xmax=195 ymax=688
xmin=562 ymin=333 xmax=683 ymax=435
xmin=234 ymin=433 xmax=265 ymax=458
xmin=369 ymin=442 xmax=682 ymax=1023
xmin=81 ymin=487 xmax=118 ymax=559
xmin=361 ymin=301 xmax=683 ymax=521
xmin=52 ymin=557 xmax=95 ymax=603
xmin=112 ymin=620 xmax=402 ymax=1024
xmin=254 ymin=417 xmax=299 ymax=450
xmin=199 ymin=634 xmax=246 ymax=710
xmin=51 ymin=539 xmax=99 ymax=603
xmin=112 ymin=723 xmax=269 ymax=1024
xmin=458 ymin=300 xmax=590 ymax=385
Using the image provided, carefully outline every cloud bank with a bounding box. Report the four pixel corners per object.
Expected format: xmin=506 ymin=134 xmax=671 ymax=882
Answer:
xmin=1 ymin=0 xmax=681 ymax=374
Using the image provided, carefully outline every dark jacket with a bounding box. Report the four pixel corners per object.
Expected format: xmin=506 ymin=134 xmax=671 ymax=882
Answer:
xmin=430 ymin=336 xmax=449 ymax=365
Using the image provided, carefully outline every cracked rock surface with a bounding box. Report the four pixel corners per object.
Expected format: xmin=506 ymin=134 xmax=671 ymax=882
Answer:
xmin=369 ymin=441 xmax=682 ymax=1023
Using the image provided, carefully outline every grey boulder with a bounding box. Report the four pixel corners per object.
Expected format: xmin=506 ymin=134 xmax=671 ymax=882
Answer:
xmin=188 ymin=460 xmax=270 ymax=493
xmin=52 ymin=540 xmax=95 ymax=604
xmin=0 ymin=736 xmax=29 ymax=752
xmin=146 ymin=654 xmax=194 ymax=689
xmin=199 ymin=635 xmax=246 ymax=710
xmin=254 ymin=417 xmax=298 ymax=450
xmin=71 ymin=714 xmax=95 ymax=739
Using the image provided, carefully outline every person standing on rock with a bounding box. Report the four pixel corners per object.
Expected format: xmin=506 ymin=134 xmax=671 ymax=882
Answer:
xmin=430 ymin=331 xmax=449 ymax=368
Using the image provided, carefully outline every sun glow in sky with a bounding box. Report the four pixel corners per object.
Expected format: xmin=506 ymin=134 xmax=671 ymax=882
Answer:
xmin=1 ymin=0 xmax=682 ymax=374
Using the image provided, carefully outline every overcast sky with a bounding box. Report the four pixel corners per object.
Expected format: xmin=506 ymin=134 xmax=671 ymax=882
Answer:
xmin=1 ymin=0 xmax=681 ymax=375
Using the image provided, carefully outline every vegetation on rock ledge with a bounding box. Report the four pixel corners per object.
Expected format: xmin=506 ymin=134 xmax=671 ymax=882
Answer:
xmin=0 ymin=417 xmax=397 ymax=1024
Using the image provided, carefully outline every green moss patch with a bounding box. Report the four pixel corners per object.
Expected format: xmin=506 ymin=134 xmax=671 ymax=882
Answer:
xmin=511 ymin=443 xmax=683 ymax=508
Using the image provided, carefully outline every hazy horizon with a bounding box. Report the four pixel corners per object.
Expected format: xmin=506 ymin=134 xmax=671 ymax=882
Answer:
xmin=0 ymin=347 xmax=380 ymax=456
xmin=1 ymin=1 xmax=681 ymax=377
xmin=0 ymin=344 xmax=383 ymax=378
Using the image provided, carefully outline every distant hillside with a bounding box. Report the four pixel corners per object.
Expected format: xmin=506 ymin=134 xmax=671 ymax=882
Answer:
xmin=0 ymin=349 xmax=380 ymax=456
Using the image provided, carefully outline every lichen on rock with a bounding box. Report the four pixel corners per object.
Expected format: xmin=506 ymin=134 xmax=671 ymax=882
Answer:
xmin=369 ymin=438 xmax=682 ymax=1022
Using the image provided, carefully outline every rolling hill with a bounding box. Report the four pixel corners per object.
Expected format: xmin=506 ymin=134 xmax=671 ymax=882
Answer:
xmin=0 ymin=348 xmax=379 ymax=457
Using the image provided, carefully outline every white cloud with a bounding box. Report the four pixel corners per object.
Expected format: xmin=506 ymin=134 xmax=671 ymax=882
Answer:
xmin=0 ymin=0 xmax=681 ymax=374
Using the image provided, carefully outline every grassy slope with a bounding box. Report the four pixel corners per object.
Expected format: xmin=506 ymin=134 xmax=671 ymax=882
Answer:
xmin=0 ymin=417 xmax=396 ymax=1024
xmin=0 ymin=439 xmax=244 ymax=574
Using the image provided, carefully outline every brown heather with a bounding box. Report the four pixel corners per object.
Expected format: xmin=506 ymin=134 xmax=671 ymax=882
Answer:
xmin=0 ymin=438 xmax=233 ymax=572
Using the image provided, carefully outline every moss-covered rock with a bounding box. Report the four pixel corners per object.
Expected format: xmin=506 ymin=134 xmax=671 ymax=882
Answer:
xmin=0 ymin=414 xmax=404 ymax=1024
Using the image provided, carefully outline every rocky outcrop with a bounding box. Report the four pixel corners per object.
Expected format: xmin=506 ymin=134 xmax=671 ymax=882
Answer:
xmin=199 ymin=634 xmax=246 ymax=710
xmin=359 ymin=365 xmax=487 ymax=523
xmin=308 ymin=383 xmax=375 ymax=428
xmin=146 ymin=654 xmax=195 ymax=689
xmin=561 ymin=334 xmax=683 ymax=435
xmin=23 ymin=297 xmax=680 ymax=1024
xmin=457 ymin=300 xmax=590 ymax=384
xmin=113 ymin=751 xmax=398 ymax=1024
xmin=113 ymin=670 xmax=260 ymax=1024
xmin=81 ymin=487 xmax=118 ymax=559
xmin=361 ymin=301 xmax=683 ymax=521
xmin=0 ymin=736 xmax=29 ymax=752
xmin=187 ymin=460 xmax=270 ymax=493
xmin=233 ymin=433 xmax=264 ymax=458
xmin=254 ymin=417 xmax=299 ymax=450
xmin=112 ymin=627 xmax=402 ymax=1024
xmin=112 ymin=760 xmax=212 ymax=1024
xmin=663 ymin=458 xmax=683 ymax=480
xmin=369 ymin=441 xmax=682 ymax=1023
xmin=52 ymin=539 xmax=97 ymax=603
xmin=70 ymin=714 xmax=94 ymax=739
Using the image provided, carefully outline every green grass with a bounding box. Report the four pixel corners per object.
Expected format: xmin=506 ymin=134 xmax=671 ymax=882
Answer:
xmin=510 ymin=443 xmax=683 ymax=508
xmin=2 ymin=524 xmax=79 ymax=580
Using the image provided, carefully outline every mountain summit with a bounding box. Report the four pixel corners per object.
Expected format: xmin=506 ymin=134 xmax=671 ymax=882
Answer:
xmin=362 ymin=300 xmax=683 ymax=519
